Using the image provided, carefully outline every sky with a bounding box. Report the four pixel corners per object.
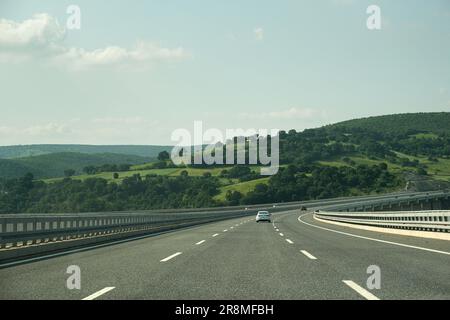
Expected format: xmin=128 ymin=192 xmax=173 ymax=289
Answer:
xmin=0 ymin=0 xmax=449 ymax=146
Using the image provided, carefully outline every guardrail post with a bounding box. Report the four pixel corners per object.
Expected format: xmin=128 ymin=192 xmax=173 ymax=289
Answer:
xmin=0 ymin=218 xmax=5 ymax=249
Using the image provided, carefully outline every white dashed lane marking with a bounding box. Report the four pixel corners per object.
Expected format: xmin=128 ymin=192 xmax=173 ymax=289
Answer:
xmin=300 ymin=250 xmax=317 ymax=260
xmin=82 ymin=287 xmax=115 ymax=300
xmin=160 ymin=252 xmax=182 ymax=262
xmin=343 ymin=280 xmax=380 ymax=300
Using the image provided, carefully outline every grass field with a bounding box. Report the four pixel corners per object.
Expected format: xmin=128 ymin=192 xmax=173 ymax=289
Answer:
xmin=41 ymin=151 xmax=450 ymax=199
xmin=318 ymin=156 xmax=402 ymax=171
xmin=43 ymin=168 xmax=181 ymax=183
xmin=318 ymin=154 xmax=450 ymax=182
xmin=411 ymin=133 xmax=439 ymax=139
xmin=214 ymin=177 xmax=270 ymax=201
xmin=43 ymin=165 xmax=265 ymax=183
xmin=42 ymin=163 xmax=274 ymax=203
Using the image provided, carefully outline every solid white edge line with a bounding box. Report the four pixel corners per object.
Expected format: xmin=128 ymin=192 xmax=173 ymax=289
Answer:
xmin=343 ymin=280 xmax=380 ymax=300
xmin=196 ymin=240 xmax=206 ymax=245
xmin=286 ymin=239 xmax=293 ymax=244
xmin=300 ymin=250 xmax=317 ymax=260
xmin=298 ymin=214 xmax=450 ymax=256
xmin=82 ymin=287 xmax=115 ymax=300
xmin=160 ymin=252 xmax=182 ymax=262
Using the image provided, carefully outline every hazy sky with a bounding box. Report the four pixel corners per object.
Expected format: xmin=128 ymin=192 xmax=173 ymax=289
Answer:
xmin=0 ymin=0 xmax=449 ymax=145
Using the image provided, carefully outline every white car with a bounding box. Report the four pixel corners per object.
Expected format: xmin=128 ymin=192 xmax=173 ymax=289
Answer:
xmin=256 ymin=211 xmax=271 ymax=223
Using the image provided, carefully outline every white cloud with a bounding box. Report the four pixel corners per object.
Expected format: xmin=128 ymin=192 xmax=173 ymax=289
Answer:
xmin=240 ymin=107 xmax=325 ymax=120
xmin=0 ymin=118 xmax=163 ymax=145
xmin=1 ymin=123 xmax=70 ymax=137
xmin=92 ymin=116 xmax=158 ymax=126
xmin=0 ymin=14 xmax=189 ymax=71
xmin=0 ymin=13 xmax=65 ymax=48
xmin=55 ymin=41 xmax=189 ymax=71
xmin=0 ymin=126 xmax=18 ymax=135
xmin=254 ymin=27 xmax=264 ymax=41
xmin=24 ymin=123 xmax=70 ymax=136
xmin=0 ymin=122 xmax=71 ymax=144
xmin=0 ymin=13 xmax=65 ymax=63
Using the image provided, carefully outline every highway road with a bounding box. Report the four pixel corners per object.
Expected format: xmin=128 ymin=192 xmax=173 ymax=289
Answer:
xmin=0 ymin=209 xmax=449 ymax=300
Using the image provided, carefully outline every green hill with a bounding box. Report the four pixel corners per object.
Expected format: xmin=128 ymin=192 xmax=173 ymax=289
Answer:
xmin=0 ymin=144 xmax=173 ymax=159
xmin=328 ymin=112 xmax=450 ymax=135
xmin=42 ymin=112 xmax=450 ymax=196
xmin=0 ymin=159 xmax=45 ymax=179
xmin=1 ymin=112 xmax=450 ymax=213
xmin=0 ymin=152 xmax=151 ymax=179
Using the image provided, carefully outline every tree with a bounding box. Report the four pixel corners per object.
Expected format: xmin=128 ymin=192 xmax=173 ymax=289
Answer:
xmin=180 ymin=170 xmax=189 ymax=177
xmin=64 ymin=169 xmax=76 ymax=177
xmin=417 ymin=168 xmax=428 ymax=176
xmin=157 ymin=151 xmax=170 ymax=161
xmin=113 ymin=173 xmax=119 ymax=179
xmin=220 ymin=169 xmax=228 ymax=177
xmin=118 ymin=164 xmax=131 ymax=171
xmin=226 ymin=190 xmax=242 ymax=205
xmin=83 ymin=166 xmax=96 ymax=175
xmin=153 ymin=161 xmax=167 ymax=169
xmin=203 ymin=172 xmax=212 ymax=178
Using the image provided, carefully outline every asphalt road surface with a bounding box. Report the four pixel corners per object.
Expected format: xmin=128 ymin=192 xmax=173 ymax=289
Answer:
xmin=0 ymin=209 xmax=449 ymax=300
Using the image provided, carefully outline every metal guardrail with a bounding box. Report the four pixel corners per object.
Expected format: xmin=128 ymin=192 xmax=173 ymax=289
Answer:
xmin=1 ymin=190 xmax=429 ymax=251
xmin=0 ymin=189 xmax=449 ymax=262
xmin=318 ymin=190 xmax=450 ymax=212
xmin=0 ymin=205 xmax=299 ymax=251
xmin=315 ymin=210 xmax=450 ymax=233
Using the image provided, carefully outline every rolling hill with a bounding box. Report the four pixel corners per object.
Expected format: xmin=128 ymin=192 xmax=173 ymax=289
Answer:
xmin=40 ymin=112 xmax=450 ymax=195
xmin=0 ymin=159 xmax=41 ymax=180
xmin=328 ymin=112 xmax=450 ymax=135
xmin=0 ymin=152 xmax=152 ymax=179
xmin=0 ymin=144 xmax=173 ymax=159
xmin=1 ymin=112 xmax=450 ymax=213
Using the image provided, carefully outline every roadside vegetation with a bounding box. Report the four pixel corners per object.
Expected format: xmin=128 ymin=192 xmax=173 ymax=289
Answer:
xmin=1 ymin=112 xmax=449 ymax=213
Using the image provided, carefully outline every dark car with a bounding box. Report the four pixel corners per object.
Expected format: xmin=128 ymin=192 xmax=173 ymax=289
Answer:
xmin=300 ymin=206 xmax=307 ymax=211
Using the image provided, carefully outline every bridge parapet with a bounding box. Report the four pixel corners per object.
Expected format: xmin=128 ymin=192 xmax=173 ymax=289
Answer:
xmin=320 ymin=190 xmax=450 ymax=213
xmin=315 ymin=210 xmax=450 ymax=233
xmin=1 ymin=190 xmax=449 ymax=262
